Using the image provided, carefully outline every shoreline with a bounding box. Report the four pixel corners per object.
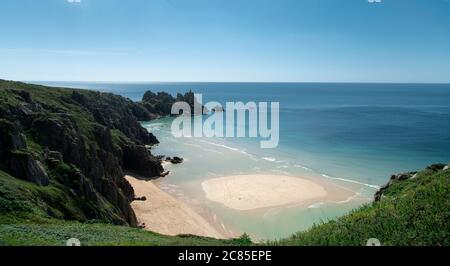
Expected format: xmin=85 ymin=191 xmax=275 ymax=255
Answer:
xmin=125 ymin=175 xmax=228 ymax=239
xmin=126 ymin=171 xmax=357 ymax=241
xmin=201 ymin=174 xmax=354 ymax=212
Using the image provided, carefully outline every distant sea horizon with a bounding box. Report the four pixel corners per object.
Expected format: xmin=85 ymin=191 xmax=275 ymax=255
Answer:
xmin=32 ymin=80 xmax=450 ymax=240
xmin=29 ymin=80 xmax=450 ymax=85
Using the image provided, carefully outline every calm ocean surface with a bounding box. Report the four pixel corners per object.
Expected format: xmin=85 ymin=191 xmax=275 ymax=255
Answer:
xmin=36 ymin=81 xmax=450 ymax=240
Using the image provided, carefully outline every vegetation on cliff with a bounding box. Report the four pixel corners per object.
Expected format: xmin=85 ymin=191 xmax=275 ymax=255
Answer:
xmin=0 ymin=80 xmax=448 ymax=246
xmin=272 ymin=164 xmax=450 ymax=246
xmin=0 ymin=80 xmax=164 ymax=226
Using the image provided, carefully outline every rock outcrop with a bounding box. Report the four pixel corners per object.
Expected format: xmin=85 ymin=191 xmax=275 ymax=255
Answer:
xmin=141 ymin=90 xmax=206 ymax=117
xmin=374 ymin=172 xmax=416 ymax=202
xmin=374 ymin=163 xmax=449 ymax=202
xmin=0 ymin=119 xmax=49 ymax=186
xmin=122 ymin=144 xmax=163 ymax=177
xmin=165 ymin=156 xmax=184 ymax=164
xmin=0 ymin=80 xmax=165 ymax=226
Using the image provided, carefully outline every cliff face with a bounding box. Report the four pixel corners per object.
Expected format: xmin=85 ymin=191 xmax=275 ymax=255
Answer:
xmin=0 ymin=80 xmax=164 ymax=226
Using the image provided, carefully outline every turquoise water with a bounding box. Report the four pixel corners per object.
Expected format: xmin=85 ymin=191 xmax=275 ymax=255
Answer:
xmin=37 ymin=81 xmax=450 ymax=240
xmin=141 ymin=117 xmax=373 ymax=240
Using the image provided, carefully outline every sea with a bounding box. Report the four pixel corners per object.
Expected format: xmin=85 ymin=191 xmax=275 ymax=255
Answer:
xmin=35 ymin=81 xmax=450 ymax=240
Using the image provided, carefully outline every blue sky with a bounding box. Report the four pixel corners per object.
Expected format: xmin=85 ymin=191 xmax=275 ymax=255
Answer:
xmin=1 ymin=0 xmax=449 ymax=82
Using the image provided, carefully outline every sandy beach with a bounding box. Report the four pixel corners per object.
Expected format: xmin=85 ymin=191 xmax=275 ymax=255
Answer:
xmin=125 ymin=175 xmax=224 ymax=239
xmin=202 ymin=174 xmax=352 ymax=211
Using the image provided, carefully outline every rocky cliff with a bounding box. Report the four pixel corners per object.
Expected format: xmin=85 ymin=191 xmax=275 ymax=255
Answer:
xmin=0 ymin=80 xmax=164 ymax=226
xmin=141 ymin=90 xmax=206 ymax=117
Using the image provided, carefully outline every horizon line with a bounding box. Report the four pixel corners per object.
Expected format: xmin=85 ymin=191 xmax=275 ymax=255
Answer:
xmin=25 ymin=80 xmax=450 ymax=85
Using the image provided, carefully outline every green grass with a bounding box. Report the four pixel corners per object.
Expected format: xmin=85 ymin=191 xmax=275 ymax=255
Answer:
xmin=0 ymin=222 xmax=239 ymax=246
xmin=0 ymin=169 xmax=84 ymax=223
xmin=271 ymin=168 xmax=450 ymax=246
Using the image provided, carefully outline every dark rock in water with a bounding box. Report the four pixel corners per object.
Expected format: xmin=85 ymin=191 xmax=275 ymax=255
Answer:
xmin=171 ymin=156 xmax=183 ymax=164
xmin=160 ymin=171 xmax=170 ymax=177
xmin=134 ymin=196 xmax=147 ymax=201
xmin=165 ymin=156 xmax=184 ymax=164
xmin=172 ymin=156 xmax=183 ymax=164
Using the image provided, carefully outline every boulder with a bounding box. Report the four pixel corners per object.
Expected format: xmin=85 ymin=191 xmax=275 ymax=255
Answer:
xmin=426 ymin=163 xmax=447 ymax=171
xmin=444 ymin=163 xmax=450 ymax=171
xmin=171 ymin=156 xmax=183 ymax=164
xmin=165 ymin=156 xmax=184 ymax=164
xmin=44 ymin=148 xmax=64 ymax=168
xmin=134 ymin=196 xmax=147 ymax=201
xmin=160 ymin=171 xmax=170 ymax=177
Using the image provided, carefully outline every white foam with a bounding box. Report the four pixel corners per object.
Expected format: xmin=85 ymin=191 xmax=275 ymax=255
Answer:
xmin=262 ymin=157 xmax=276 ymax=162
xmin=293 ymin=164 xmax=312 ymax=171
xmin=197 ymin=139 xmax=258 ymax=160
xmin=336 ymin=194 xmax=358 ymax=204
xmin=321 ymin=174 xmax=380 ymax=189
xmin=182 ymin=142 xmax=224 ymax=154
xmin=271 ymin=169 xmax=290 ymax=175
xmin=263 ymin=208 xmax=281 ymax=219
xmin=307 ymin=202 xmax=325 ymax=209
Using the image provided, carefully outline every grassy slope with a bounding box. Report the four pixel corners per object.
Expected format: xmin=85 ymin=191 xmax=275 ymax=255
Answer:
xmin=272 ymin=167 xmax=450 ymax=246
